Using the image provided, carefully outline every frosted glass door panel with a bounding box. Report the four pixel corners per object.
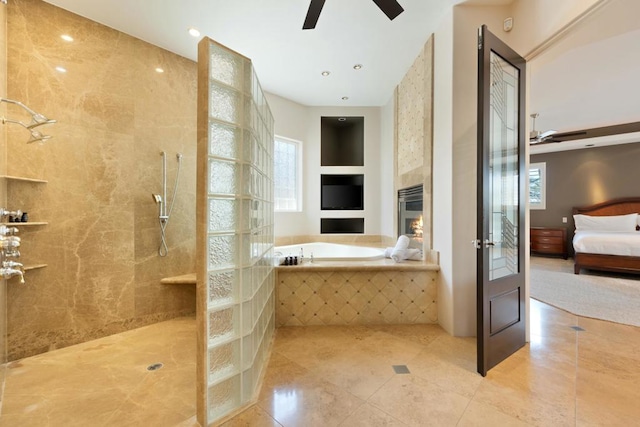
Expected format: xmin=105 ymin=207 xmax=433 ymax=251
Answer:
xmin=488 ymin=51 xmax=519 ymax=281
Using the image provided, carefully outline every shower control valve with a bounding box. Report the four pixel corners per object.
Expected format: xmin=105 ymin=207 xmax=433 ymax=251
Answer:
xmin=2 ymin=260 xmax=23 ymax=272
xmin=0 ymin=237 xmax=21 ymax=252
xmin=0 ymin=267 xmax=24 ymax=284
xmin=4 ymin=249 xmax=20 ymax=258
xmin=0 ymin=225 xmax=19 ymax=236
xmin=0 ymin=208 xmax=22 ymax=219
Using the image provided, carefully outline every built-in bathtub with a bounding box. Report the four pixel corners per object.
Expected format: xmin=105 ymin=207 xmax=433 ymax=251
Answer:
xmin=274 ymin=241 xmax=439 ymax=327
xmin=275 ymin=242 xmax=385 ymax=261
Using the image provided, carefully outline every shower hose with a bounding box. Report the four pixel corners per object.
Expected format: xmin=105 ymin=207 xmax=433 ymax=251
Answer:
xmin=158 ymin=156 xmax=182 ymax=257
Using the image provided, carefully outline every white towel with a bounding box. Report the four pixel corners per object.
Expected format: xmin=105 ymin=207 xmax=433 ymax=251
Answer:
xmin=391 ymin=235 xmax=410 ymax=261
xmin=384 ymin=247 xmax=394 ymax=258
xmin=391 ymin=248 xmax=422 ymax=263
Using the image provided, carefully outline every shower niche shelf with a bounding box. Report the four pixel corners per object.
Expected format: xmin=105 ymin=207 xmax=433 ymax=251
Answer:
xmin=1 ymin=221 xmax=48 ymax=226
xmin=24 ymin=264 xmax=47 ymax=272
xmin=0 ymin=175 xmax=48 ymax=183
xmin=0 ymin=221 xmax=48 ymax=226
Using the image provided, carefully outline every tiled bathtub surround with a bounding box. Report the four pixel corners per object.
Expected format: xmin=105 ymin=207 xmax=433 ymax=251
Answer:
xmin=6 ymin=0 xmax=197 ymax=360
xmin=277 ymin=266 xmax=438 ymax=326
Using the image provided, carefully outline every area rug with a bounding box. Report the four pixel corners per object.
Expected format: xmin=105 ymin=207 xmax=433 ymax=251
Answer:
xmin=530 ymin=257 xmax=640 ymax=327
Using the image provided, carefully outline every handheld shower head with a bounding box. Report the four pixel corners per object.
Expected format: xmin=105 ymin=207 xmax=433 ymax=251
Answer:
xmin=152 ymin=194 xmax=162 ymax=204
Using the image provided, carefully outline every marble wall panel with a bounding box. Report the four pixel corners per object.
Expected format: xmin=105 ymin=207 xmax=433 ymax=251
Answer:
xmin=0 ymin=0 xmax=7 ymax=406
xmin=5 ymin=0 xmax=196 ymax=360
xmin=395 ymin=35 xmax=434 ymax=250
xmin=397 ymin=49 xmax=426 ymax=176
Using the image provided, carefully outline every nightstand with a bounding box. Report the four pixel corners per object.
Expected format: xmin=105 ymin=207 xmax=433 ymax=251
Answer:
xmin=530 ymin=227 xmax=568 ymax=259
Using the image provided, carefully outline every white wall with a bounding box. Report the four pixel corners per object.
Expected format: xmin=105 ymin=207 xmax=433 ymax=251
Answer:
xmin=432 ymin=7 xmax=455 ymax=334
xmin=265 ymin=93 xmax=310 ymax=236
xmin=529 ymin=0 xmax=640 ymax=132
xmin=432 ymin=0 xmax=606 ymax=337
xmin=266 ymin=92 xmax=383 ymax=237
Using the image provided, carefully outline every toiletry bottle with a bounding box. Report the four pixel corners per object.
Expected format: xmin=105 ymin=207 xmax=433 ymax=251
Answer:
xmin=299 ymin=248 xmax=304 ymax=264
xmin=310 ymin=252 xmax=314 ymax=264
xmin=293 ymin=256 xmax=298 ymax=265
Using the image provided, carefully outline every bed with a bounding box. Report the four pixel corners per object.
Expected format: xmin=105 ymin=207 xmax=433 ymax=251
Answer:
xmin=572 ymin=198 xmax=640 ymax=275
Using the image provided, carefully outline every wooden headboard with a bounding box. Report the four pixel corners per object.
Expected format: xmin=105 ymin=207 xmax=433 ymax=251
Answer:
xmin=573 ymin=197 xmax=640 ymax=230
xmin=572 ymin=197 xmax=640 ymax=216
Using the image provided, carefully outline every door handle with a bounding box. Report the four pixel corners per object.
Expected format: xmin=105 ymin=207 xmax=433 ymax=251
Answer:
xmin=472 ymin=239 xmax=499 ymax=249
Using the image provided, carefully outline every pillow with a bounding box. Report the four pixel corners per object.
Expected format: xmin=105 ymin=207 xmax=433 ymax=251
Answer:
xmin=573 ymin=213 xmax=638 ymax=232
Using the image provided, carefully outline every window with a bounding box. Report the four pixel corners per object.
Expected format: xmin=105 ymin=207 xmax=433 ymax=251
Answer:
xmin=529 ymin=162 xmax=546 ymax=210
xmin=274 ymin=136 xmax=302 ymax=212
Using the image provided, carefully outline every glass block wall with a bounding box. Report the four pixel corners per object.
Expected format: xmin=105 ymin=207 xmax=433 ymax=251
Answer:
xmin=196 ymin=38 xmax=275 ymax=425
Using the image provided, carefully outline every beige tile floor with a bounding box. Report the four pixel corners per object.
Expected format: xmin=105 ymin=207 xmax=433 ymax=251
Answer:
xmin=1 ymin=299 xmax=639 ymax=426
xmin=0 ymin=317 xmax=197 ymax=427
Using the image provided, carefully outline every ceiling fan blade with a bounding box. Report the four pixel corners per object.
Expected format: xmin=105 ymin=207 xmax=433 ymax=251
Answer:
xmin=303 ymin=0 xmax=326 ymax=30
xmin=539 ymin=130 xmax=557 ymax=139
xmin=372 ymin=0 xmax=405 ymax=20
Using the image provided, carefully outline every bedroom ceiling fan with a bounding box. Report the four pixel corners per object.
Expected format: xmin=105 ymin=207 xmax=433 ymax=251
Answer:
xmin=529 ymin=113 xmax=558 ymax=144
xmin=303 ymin=0 xmax=405 ymax=30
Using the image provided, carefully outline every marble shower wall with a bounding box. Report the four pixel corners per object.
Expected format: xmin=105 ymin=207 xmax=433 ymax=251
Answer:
xmin=395 ymin=35 xmax=434 ymax=249
xmin=0 ymin=0 xmax=7 ymax=404
xmin=5 ymin=0 xmax=197 ymax=360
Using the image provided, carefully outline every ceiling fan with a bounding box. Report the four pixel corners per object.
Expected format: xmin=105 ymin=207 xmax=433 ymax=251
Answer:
xmin=529 ymin=113 xmax=558 ymax=144
xmin=303 ymin=0 xmax=405 ymax=30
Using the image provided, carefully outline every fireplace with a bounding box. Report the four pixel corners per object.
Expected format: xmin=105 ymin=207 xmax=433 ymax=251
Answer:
xmin=398 ymin=184 xmax=423 ymax=237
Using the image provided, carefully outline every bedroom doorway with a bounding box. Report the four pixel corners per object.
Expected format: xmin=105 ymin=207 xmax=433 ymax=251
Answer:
xmin=475 ymin=25 xmax=527 ymax=376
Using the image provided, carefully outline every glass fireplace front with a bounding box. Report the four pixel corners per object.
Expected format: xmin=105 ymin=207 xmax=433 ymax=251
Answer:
xmin=398 ymin=184 xmax=423 ymax=237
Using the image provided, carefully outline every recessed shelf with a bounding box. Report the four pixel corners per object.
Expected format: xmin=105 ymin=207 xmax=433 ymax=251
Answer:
xmin=0 ymin=222 xmax=48 ymax=226
xmin=25 ymin=264 xmax=47 ymax=271
xmin=0 ymin=175 xmax=48 ymax=183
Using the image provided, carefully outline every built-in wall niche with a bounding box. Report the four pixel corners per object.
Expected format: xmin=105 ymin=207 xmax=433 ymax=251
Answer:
xmin=321 ymin=116 xmax=364 ymax=166
xmin=321 ymin=218 xmax=365 ymax=234
xmin=321 ymin=174 xmax=364 ymax=210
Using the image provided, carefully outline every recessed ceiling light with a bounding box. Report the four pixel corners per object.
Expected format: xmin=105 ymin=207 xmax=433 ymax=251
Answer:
xmin=155 ymin=67 xmax=165 ymax=73
xmin=188 ymin=27 xmax=200 ymax=38
xmin=338 ymin=117 xmax=347 ymax=121
xmin=353 ymin=64 xmax=363 ymax=70
xmin=60 ymin=34 xmax=74 ymax=42
xmin=55 ymin=66 xmax=67 ymax=73
xmin=341 ymin=96 xmax=349 ymax=101
xmin=321 ymin=71 xmax=330 ymax=76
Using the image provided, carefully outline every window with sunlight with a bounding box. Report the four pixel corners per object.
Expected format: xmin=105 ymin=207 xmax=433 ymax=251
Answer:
xmin=274 ymin=137 xmax=302 ymax=212
xmin=529 ymin=162 xmax=546 ymax=210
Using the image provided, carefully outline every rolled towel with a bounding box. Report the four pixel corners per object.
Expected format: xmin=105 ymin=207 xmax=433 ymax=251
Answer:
xmin=391 ymin=248 xmax=422 ymax=263
xmin=384 ymin=247 xmax=394 ymax=258
xmin=394 ymin=235 xmax=410 ymax=251
xmin=391 ymin=235 xmax=411 ymax=261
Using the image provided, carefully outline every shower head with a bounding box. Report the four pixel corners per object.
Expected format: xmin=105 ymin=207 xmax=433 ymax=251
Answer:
xmin=152 ymin=194 xmax=163 ymax=204
xmin=27 ymin=130 xmax=51 ymax=144
xmin=1 ymin=98 xmax=56 ymax=142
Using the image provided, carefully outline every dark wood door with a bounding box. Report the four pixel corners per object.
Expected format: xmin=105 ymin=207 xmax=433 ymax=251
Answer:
xmin=476 ymin=25 xmax=527 ymax=377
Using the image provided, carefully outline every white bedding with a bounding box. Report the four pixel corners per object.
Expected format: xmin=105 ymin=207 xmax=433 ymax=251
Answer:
xmin=573 ymin=231 xmax=640 ymax=257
